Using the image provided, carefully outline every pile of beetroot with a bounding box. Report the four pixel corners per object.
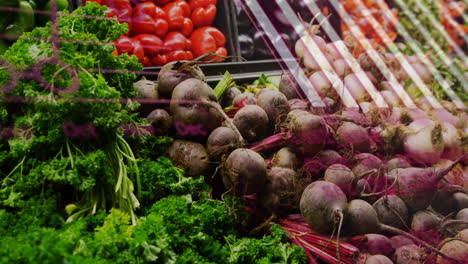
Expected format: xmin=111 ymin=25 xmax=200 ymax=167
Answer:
xmin=136 ymin=55 xmax=468 ymax=264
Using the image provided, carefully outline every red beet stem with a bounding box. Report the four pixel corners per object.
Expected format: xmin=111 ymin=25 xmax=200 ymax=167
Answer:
xmin=290 ymin=236 xmax=320 ymax=264
xmin=433 ymin=153 xmax=467 ymax=182
xmin=249 ymin=132 xmax=293 ymax=152
xmin=280 ymin=219 xmax=314 ymax=233
xmin=285 ymin=228 xmax=359 ymax=258
xmin=297 ymin=237 xmax=346 ymax=264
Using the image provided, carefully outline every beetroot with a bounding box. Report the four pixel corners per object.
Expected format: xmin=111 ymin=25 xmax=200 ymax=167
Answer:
xmin=170 ymin=78 xmax=223 ymax=137
xmin=372 ymin=195 xmax=409 ymax=230
xmin=352 ymin=153 xmax=383 ymax=177
xmin=403 ymin=119 xmax=444 ymax=165
xmin=167 ymin=140 xmax=211 ymax=178
xmin=256 ymin=90 xmax=290 ymax=127
xmin=279 ymin=73 xmax=299 ymax=99
xmin=440 ymin=122 xmax=464 ymax=161
xmin=344 ymin=199 xmax=381 ymax=236
xmin=259 ymin=167 xmax=300 ymax=214
xmin=364 ymin=254 xmax=393 ymax=264
xmin=336 ymin=122 xmax=377 ymax=153
xmin=393 ymin=244 xmax=422 ymax=264
xmin=206 ymin=127 xmax=241 ymax=160
xmin=411 ymin=210 xmax=441 ymax=233
xmin=158 ymin=61 xmax=206 ymax=98
xmin=222 ymin=87 xmax=242 ymax=107
xmin=289 ymin=112 xmax=327 ymax=156
xmin=390 ymin=235 xmax=414 ymax=250
xmin=134 ymin=80 xmax=159 ymax=100
xmin=233 ymin=92 xmax=256 ymax=105
xmin=446 ymin=209 xmax=468 ymax=233
xmin=387 ymin=156 xmax=465 ymax=211
xmin=222 ymin=148 xmax=267 ymax=196
xmin=385 ymin=156 xmax=411 ymax=171
xmin=436 ymin=238 xmax=468 ymax=264
xmin=146 ymin=109 xmax=172 ymax=135
xmin=300 ymin=181 xmax=347 ymax=234
xmin=432 ymin=190 xmax=468 ymax=216
xmin=233 ymin=105 xmax=269 ymax=142
xmin=134 ymin=80 xmax=160 ymax=115
xmin=433 ymin=159 xmax=467 ymax=187
xmin=303 ymin=150 xmax=348 ymax=177
xmin=324 ymin=164 xmax=355 ymax=197
xmin=271 ymin=147 xmax=299 ymax=170
xmin=350 ymin=234 xmax=394 ymax=257
xmin=456 ymin=229 xmax=468 ymax=241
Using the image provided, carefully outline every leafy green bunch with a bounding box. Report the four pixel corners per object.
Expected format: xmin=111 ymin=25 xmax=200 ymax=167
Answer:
xmin=0 ymin=2 xmax=144 ymax=224
xmin=0 ymin=193 xmax=307 ymax=264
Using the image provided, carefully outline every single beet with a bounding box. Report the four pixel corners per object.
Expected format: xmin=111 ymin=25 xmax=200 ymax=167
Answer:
xmin=134 ymin=79 xmax=159 ymax=100
xmin=324 ymin=164 xmax=355 ymax=198
xmin=233 ymin=105 xmax=269 ymax=142
xmin=390 ymin=235 xmax=414 ymax=250
xmin=157 ymin=61 xmax=205 ymax=98
xmin=134 ymin=80 xmax=160 ymax=115
xmin=387 ymin=155 xmax=466 ymax=211
xmin=456 ymin=229 xmax=468 ymax=242
xmin=436 ymin=238 xmax=468 ymax=264
xmin=146 ymin=109 xmax=172 ymax=136
xmin=403 ymin=119 xmax=444 ymax=165
xmin=206 ymin=127 xmax=241 ymax=160
xmin=170 ymin=78 xmax=223 ymax=137
xmin=256 ymin=90 xmax=290 ymax=127
xmin=233 ymin=92 xmax=256 ymax=105
xmin=352 ymin=153 xmax=383 ymax=177
xmin=300 ymin=181 xmax=347 ymax=234
xmin=372 ymin=195 xmax=409 ymax=230
xmin=364 ymin=254 xmax=393 ymax=264
xmin=222 ymin=148 xmax=267 ymax=196
xmin=279 ymin=73 xmax=299 ymax=99
xmin=222 ymin=87 xmax=242 ymax=107
xmin=271 ymin=147 xmax=299 ymax=170
xmin=385 ymin=156 xmax=411 ymax=171
xmin=336 ymin=122 xmax=377 ymax=153
xmin=167 ymin=140 xmax=211 ymax=178
xmin=393 ymin=244 xmax=422 ymax=264
xmin=289 ymin=112 xmax=327 ymax=156
xmin=258 ymin=167 xmax=300 ymax=215
xmin=411 ymin=210 xmax=441 ymax=233
xmin=445 ymin=209 xmax=468 ymax=233
xmin=349 ymin=234 xmax=394 ymax=257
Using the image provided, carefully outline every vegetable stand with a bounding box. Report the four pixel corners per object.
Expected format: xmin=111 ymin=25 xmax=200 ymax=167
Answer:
xmin=0 ymin=1 xmax=467 ymax=264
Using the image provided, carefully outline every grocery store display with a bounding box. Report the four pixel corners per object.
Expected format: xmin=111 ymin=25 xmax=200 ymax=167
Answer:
xmin=0 ymin=0 xmax=467 ymax=263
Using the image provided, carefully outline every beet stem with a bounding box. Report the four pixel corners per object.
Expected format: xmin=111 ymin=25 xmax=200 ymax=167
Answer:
xmin=290 ymin=236 xmax=320 ymax=264
xmin=297 ymin=237 xmax=343 ymax=264
xmin=433 ymin=153 xmax=467 ymax=182
xmin=380 ymin=224 xmax=464 ymax=264
xmin=440 ymin=220 xmax=468 ymax=230
xmin=336 ymin=211 xmax=344 ymax=263
xmin=250 ymin=133 xmax=292 ymax=152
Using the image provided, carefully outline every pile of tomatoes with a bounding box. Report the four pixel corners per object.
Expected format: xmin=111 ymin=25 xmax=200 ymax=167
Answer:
xmin=439 ymin=0 xmax=467 ymax=52
xmin=84 ymin=0 xmax=227 ymax=66
xmin=340 ymin=0 xmax=397 ymax=56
